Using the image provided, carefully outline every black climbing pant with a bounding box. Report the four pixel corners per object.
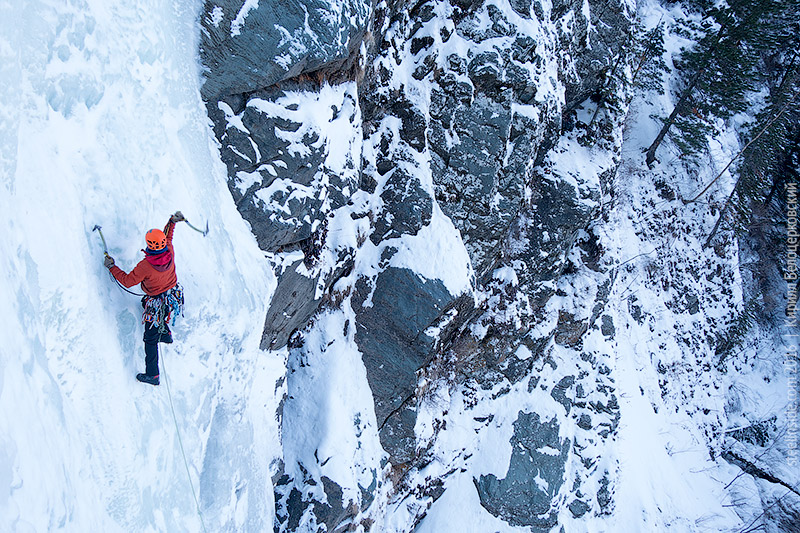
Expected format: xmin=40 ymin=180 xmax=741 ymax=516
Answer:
xmin=143 ymin=320 xmax=161 ymax=377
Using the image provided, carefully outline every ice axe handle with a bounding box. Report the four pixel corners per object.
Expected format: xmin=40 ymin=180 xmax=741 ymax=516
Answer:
xmin=92 ymin=225 xmax=109 ymax=255
xmin=184 ymin=219 xmax=209 ymax=237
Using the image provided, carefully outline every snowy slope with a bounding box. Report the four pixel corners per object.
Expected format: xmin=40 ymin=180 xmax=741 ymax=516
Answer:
xmin=598 ymin=3 xmax=800 ymax=530
xmin=374 ymin=0 xmax=798 ymax=530
xmin=0 ymin=1 xmax=283 ymax=531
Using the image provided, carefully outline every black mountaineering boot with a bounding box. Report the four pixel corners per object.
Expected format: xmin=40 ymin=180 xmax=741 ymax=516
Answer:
xmin=159 ymin=327 xmax=173 ymax=344
xmin=136 ymin=373 xmax=160 ymax=386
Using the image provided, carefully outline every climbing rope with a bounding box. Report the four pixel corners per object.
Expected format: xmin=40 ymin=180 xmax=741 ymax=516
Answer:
xmin=107 ymin=270 xmax=146 ymax=297
xmin=161 ymin=350 xmax=208 ymax=533
xmin=92 ymin=225 xmax=147 ymax=297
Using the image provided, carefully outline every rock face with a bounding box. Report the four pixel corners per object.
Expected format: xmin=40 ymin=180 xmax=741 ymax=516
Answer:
xmin=260 ymin=259 xmax=324 ymax=350
xmin=353 ymin=268 xmax=449 ymax=424
xmin=476 ymin=411 xmax=570 ymax=530
xmin=274 ymin=473 xmax=360 ymax=532
xmin=430 ymin=90 xmax=522 ymax=274
xmin=423 ymin=20 xmax=557 ymax=275
xmin=502 ymin=166 xmax=602 ymax=310
xmin=199 ymin=0 xmax=633 ymax=529
xmin=207 ymin=81 xmax=363 ymax=351
xmin=199 ymin=0 xmax=371 ymax=99
xmin=209 ymin=82 xmax=362 ymax=254
xmin=352 ymin=267 xmax=456 ymax=460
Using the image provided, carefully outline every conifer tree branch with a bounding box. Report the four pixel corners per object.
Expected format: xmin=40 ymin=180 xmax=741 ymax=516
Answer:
xmin=644 ymin=18 xmax=731 ymax=167
xmin=686 ymin=88 xmax=800 ymax=204
xmin=776 ymin=48 xmax=799 ymax=94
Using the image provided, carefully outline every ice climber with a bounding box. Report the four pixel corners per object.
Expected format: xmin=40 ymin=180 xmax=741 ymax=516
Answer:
xmin=104 ymin=212 xmax=186 ymax=386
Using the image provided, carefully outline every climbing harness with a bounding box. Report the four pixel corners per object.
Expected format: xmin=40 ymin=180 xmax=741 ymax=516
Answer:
xmin=161 ymin=349 xmax=208 ymax=533
xmin=142 ymin=284 xmax=184 ymax=334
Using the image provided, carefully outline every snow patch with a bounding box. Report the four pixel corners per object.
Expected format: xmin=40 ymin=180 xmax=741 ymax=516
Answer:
xmin=231 ymin=0 xmax=259 ymax=37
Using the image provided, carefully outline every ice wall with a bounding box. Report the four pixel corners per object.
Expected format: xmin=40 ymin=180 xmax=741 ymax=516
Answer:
xmin=0 ymin=1 xmax=282 ymax=531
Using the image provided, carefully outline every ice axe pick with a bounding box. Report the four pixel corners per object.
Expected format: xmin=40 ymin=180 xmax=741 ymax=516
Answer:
xmin=92 ymin=225 xmax=109 ymax=256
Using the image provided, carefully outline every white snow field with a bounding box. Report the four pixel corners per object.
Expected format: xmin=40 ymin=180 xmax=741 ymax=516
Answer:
xmin=0 ymin=0 xmax=283 ymax=531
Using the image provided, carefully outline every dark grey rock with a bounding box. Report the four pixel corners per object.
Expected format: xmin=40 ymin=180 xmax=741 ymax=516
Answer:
xmin=421 ymin=7 xmax=570 ymax=278
xmin=475 ymin=411 xmax=570 ymax=529
xmin=379 ymin=402 xmax=418 ymax=465
xmin=575 ymin=383 xmax=586 ymax=399
xmin=359 ymin=470 xmax=378 ymax=512
xmin=274 ymin=474 xmax=358 ymax=533
xmin=200 ymin=0 xmax=371 ymax=99
xmin=565 ymin=0 xmax=634 ymax=110
xmin=362 ymin=0 xmax=622 ymax=292
xmin=686 ymin=292 xmax=700 ymax=315
xmin=211 ymin=83 xmax=361 ymax=352
xmin=497 ymin=349 xmax=536 ymax=384
xmin=457 ymin=3 xmax=516 ymax=42
xmin=430 ymin=93 xmax=517 ymax=274
xmin=284 ymin=487 xmax=305 ymax=531
xmin=429 ymin=0 xmax=629 ymax=288
xmin=260 ymin=260 xmax=322 ymax=351
xmin=212 ymin=84 xmax=360 ymax=253
xmin=568 ymin=499 xmax=590 ymax=518
xmin=551 ymin=375 xmax=575 ymax=412
xmin=505 ymin=61 xmax=537 ymax=103
xmin=509 ymin=0 xmax=532 ymax=17
xmin=393 ymin=98 xmax=428 ymax=151
xmin=198 ymin=0 xmax=634 ymax=520
xmin=468 ymin=51 xmax=504 ymax=92
xmin=589 ymin=277 xmax=615 ymax=328
xmin=597 ymin=474 xmax=612 ymax=511
xmin=601 ymin=314 xmax=615 ymax=338
xmin=354 ymin=267 xmax=454 ymax=425
xmin=550 ymin=0 xmax=573 ymax=21
xmin=629 ymin=297 xmax=644 ymax=324
xmin=353 ymin=267 xmax=457 ymax=463
xmin=505 ymin=167 xmax=600 ymax=305
xmin=261 ymin=246 xmax=352 ymax=351
xmin=555 ymin=311 xmax=589 ymax=348
xmin=312 ymin=476 xmax=356 ymax=531
xmin=371 ymin=168 xmax=433 ymax=245
xmin=410 ymin=36 xmax=434 ymax=55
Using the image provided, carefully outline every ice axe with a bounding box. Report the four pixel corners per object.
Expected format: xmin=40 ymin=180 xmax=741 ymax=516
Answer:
xmin=184 ymin=218 xmax=209 ymax=237
xmin=92 ymin=225 xmax=109 ymax=256
xmin=92 ymin=224 xmax=145 ymax=296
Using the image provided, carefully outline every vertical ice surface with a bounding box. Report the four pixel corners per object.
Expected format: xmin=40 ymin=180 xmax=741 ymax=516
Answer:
xmin=0 ymin=0 xmax=281 ymax=531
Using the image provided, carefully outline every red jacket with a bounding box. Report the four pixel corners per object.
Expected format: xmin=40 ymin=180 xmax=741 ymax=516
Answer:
xmin=111 ymin=220 xmax=177 ymax=296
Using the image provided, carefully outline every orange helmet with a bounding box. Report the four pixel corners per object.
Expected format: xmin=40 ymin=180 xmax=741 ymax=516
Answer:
xmin=145 ymin=229 xmax=167 ymax=251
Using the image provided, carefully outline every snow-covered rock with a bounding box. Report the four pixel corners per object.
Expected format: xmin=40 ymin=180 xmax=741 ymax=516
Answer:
xmin=198 ymin=0 xmax=638 ymax=528
xmin=200 ymin=0 xmax=372 ymax=98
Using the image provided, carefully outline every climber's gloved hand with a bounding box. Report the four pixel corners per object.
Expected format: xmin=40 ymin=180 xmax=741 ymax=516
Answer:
xmin=170 ymin=211 xmax=185 ymax=223
xmin=104 ymin=255 xmax=115 ymax=269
